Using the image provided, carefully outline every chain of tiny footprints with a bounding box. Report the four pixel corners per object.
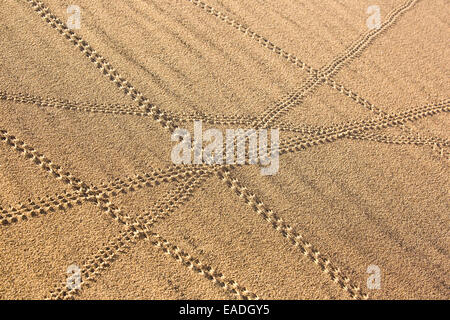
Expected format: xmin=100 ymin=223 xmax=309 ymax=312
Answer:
xmin=217 ymin=167 xmax=367 ymax=299
xmin=6 ymin=90 xmax=443 ymax=149
xmin=186 ymin=0 xmax=420 ymax=128
xmin=0 ymin=161 xmax=219 ymax=226
xmin=280 ymin=100 xmax=449 ymax=154
xmin=0 ymin=90 xmax=261 ymax=126
xmin=49 ymin=174 xmax=259 ymax=300
xmin=12 ymin=0 xmax=336 ymax=301
xmin=17 ymin=0 xmax=441 ymax=301
xmin=320 ymin=0 xmax=418 ymax=77
xmin=4 ymin=95 xmax=445 ymax=299
xmin=26 ymin=0 xmax=177 ymax=132
xmin=0 ymin=123 xmax=218 ymax=225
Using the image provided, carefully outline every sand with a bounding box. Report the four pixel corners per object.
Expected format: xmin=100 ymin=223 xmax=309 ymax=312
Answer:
xmin=0 ymin=0 xmax=448 ymax=300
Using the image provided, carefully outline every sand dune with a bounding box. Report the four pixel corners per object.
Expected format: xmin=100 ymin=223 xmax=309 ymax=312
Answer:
xmin=0 ymin=0 xmax=448 ymax=300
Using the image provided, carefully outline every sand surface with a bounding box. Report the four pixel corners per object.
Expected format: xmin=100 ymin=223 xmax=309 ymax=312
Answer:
xmin=0 ymin=0 xmax=448 ymax=300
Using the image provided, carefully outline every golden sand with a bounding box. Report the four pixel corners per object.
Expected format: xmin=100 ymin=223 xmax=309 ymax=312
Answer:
xmin=0 ymin=0 xmax=448 ymax=299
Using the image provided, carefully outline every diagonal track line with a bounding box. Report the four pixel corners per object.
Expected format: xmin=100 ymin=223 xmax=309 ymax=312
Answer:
xmin=280 ymin=100 xmax=449 ymax=154
xmin=217 ymin=167 xmax=368 ymax=300
xmin=185 ymin=0 xmax=448 ymax=162
xmin=214 ymin=99 xmax=448 ymax=299
xmin=48 ymin=173 xmax=259 ymax=300
xmin=24 ymin=0 xmax=177 ymax=132
xmin=0 ymin=126 xmax=155 ymax=225
xmin=0 ymin=128 xmax=90 ymax=192
xmin=320 ymin=0 xmax=419 ymax=77
xmin=0 ymin=90 xmax=259 ymax=126
xmin=257 ymin=0 xmax=420 ymax=127
xmin=7 ymin=90 xmax=446 ymax=152
xmin=0 ymin=162 xmax=216 ymax=226
xmin=185 ymin=0 xmax=420 ymax=127
xmin=2 ymin=99 xmax=447 ymax=227
xmin=12 ymin=0 xmax=446 ymax=301
xmin=186 ymin=0 xmax=319 ymax=75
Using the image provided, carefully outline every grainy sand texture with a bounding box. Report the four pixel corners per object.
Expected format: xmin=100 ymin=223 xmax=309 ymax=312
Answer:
xmin=0 ymin=0 xmax=449 ymax=300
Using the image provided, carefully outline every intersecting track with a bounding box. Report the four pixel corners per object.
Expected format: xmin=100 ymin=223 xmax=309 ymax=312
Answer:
xmin=48 ymin=173 xmax=259 ymax=300
xmin=184 ymin=0 xmax=449 ymax=159
xmin=186 ymin=0 xmax=420 ymax=126
xmin=1 ymin=119 xmax=249 ymax=299
xmin=183 ymin=0 xmax=448 ymax=160
xmin=2 ymin=99 xmax=447 ymax=225
xmin=2 ymin=90 xmax=447 ymax=156
xmin=0 ymin=0 xmax=447 ymax=300
xmin=279 ymin=100 xmax=449 ymax=154
xmin=0 ymin=90 xmax=259 ymax=125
